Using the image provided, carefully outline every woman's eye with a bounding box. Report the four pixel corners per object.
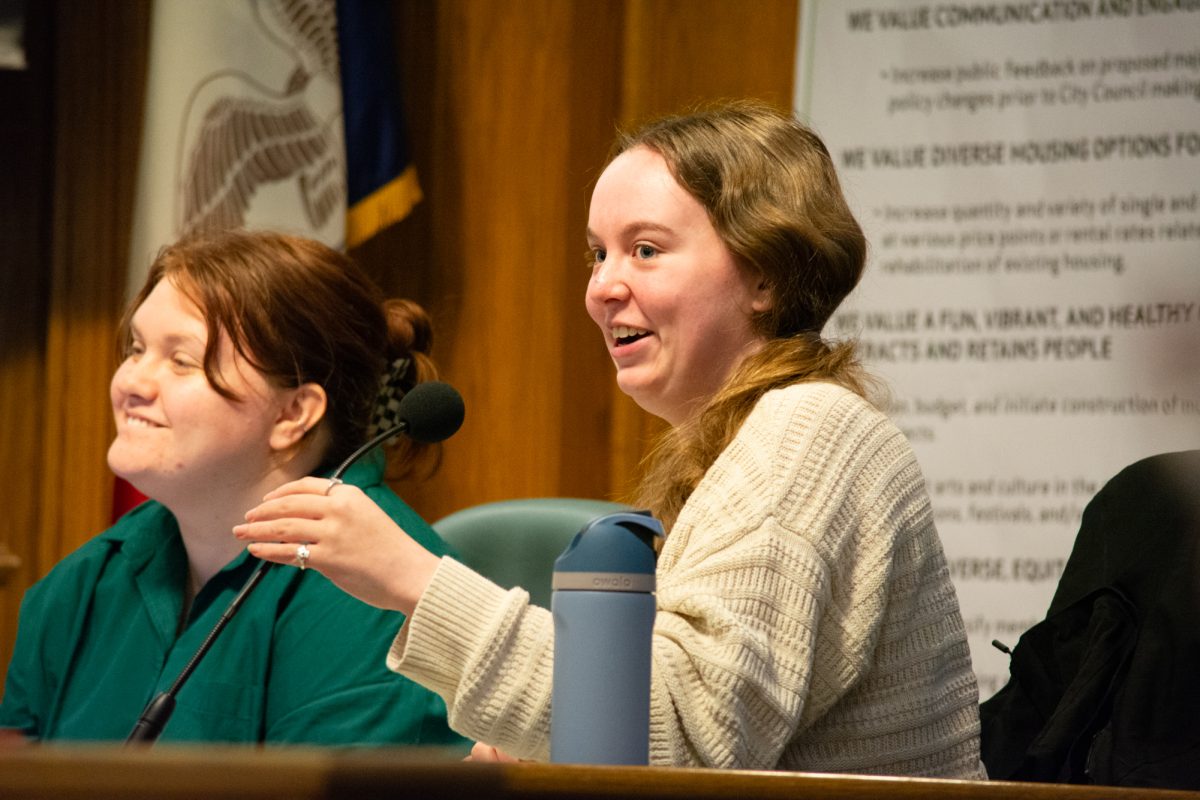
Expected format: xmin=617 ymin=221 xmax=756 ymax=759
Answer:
xmin=592 ymin=248 xmax=607 ymax=265
xmin=125 ymin=342 xmax=145 ymax=359
xmin=171 ymin=354 xmax=199 ymax=370
xmin=635 ymin=244 xmax=657 ymax=259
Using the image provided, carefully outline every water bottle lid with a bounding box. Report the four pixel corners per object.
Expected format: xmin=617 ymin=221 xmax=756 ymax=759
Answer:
xmin=552 ymin=511 xmax=663 ymax=589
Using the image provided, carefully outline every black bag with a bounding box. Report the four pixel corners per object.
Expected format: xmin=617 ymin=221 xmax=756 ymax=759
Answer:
xmin=980 ymin=450 xmax=1200 ymax=789
xmin=980 ymin=587 xmax=1136 ymax=782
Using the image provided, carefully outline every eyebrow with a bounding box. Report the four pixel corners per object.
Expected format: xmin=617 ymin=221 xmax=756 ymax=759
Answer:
xmin=586 ymin=221 xmax=676 ymax=244
xmin=127 ymin=320 xmax=207 ymax=348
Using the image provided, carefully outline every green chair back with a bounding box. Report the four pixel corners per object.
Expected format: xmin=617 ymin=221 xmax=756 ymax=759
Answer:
xmin=433 ymin=498 xmax=631 ymax=609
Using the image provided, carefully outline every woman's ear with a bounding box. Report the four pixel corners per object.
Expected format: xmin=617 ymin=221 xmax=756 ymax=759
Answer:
xmin=270 ymin=383 xmax=328 ymax=452
xmin=749 ymin=273 xmax=773 ymax=314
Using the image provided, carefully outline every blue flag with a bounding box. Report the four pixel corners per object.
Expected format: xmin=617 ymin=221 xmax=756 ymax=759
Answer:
xmin=338 ymin=0 xmax=421 ymax=247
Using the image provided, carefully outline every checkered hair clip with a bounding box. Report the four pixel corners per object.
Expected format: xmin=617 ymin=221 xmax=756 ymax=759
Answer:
xmin=366 ymin=357 xmax=412 ymax=438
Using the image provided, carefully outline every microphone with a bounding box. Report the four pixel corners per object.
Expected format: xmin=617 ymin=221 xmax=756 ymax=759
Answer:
xmin=125 ymin=381 xmax=465 ymax=746
xmin=395 ymin=379 xmax=465 ymax=443
xmin=331 ymin=381 xmax=465 ymax=475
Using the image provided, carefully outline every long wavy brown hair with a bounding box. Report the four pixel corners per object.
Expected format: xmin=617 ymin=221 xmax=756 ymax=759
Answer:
xmin=614 ymin=101 xmax=877 ymax=531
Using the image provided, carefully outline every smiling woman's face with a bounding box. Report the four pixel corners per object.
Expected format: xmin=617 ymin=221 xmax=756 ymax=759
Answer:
xmin=107 ymin=277 xmax=289 ymax=502
xmin=584 ymin=146 xmax=771 ymax=425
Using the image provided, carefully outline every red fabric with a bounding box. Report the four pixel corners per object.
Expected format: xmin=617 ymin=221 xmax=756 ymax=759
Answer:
xmin=111 ymin=477 xmax=148 ymax=521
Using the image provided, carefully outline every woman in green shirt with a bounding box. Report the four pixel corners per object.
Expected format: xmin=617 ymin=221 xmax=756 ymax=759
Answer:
xmin=0 ymin=230 xmax=463 ymax=746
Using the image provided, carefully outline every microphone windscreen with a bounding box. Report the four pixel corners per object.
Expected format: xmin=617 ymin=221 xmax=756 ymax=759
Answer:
xmin=398 ymin=381 xmax=465 ymax=443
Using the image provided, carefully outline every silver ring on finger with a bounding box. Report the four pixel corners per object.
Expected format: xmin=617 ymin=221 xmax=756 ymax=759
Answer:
xmin=325 ymin=477 xmax=344 ymax=496
xmin=296 ymin=543 xmax=311 ymax=571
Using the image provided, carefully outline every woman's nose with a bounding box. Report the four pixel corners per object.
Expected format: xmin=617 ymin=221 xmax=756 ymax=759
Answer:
xmin=112 ymin=356 xmax=157 ymax=400
xmin=586 ymin=258 xmax=631 ymax=304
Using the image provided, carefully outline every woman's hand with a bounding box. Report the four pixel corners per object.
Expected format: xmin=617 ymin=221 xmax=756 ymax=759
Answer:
xmin=0 ymin=729 xmax=30 ymax=748
xmin=233 ymin=477 xmax=440 ymax=615
xmin=464 ymin=742 xmax=523 ymax=762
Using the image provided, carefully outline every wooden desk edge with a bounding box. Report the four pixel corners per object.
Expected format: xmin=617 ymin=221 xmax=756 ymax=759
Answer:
xmin=0 ymin=746 xmax=1196 ymax=799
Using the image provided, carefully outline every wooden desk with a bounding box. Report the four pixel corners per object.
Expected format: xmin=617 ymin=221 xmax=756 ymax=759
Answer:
xmin=1 ymin=746 xmax=1198 ymax=800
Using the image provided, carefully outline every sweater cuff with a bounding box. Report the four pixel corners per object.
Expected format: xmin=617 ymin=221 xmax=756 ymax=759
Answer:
xmin=387 ymin=556 xmax=514 ymax=699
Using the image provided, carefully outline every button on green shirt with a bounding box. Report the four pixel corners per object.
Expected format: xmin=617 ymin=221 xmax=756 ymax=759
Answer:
xmin=0 ymin=451 xmax=464 ymax=746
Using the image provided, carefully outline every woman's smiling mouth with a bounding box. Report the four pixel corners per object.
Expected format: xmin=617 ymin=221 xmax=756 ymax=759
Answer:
xmin=611 ymin=325 xmax=650 ymax=347
xmin=123 ymin=412 xmax=165 ymax=429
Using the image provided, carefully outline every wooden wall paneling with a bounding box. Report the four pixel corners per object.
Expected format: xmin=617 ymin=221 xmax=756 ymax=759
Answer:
xmin=37 ymin=1 xmax=150 ymax=571
xmin=0 ymin=5 xmax=53 ymax=669
xmin=621 ymin=0 xmax=800 ymax=121
xmin=547 ymin=0 xmax=626 ymax=501
xmin=385 ymin=0 xmax=624 ymax=522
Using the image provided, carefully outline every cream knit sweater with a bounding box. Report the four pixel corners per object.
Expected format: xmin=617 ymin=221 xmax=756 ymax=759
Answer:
xmin=389 ymin=382 xmax=984 ymax=776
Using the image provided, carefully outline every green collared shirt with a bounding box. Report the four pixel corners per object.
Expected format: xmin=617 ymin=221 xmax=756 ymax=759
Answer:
xmin=0 ymin=451 xmax=464 ymax=746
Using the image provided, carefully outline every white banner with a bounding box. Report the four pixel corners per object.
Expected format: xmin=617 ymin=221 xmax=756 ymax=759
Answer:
xmin=127 ymin=0 xmax=346 ymax=293
xmin=796 ymin=1 xmax=1200 ymax=697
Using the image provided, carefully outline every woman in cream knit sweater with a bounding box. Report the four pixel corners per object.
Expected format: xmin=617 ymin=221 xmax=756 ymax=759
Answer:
xmin=237 ymin=101 xmax=985 ymax=776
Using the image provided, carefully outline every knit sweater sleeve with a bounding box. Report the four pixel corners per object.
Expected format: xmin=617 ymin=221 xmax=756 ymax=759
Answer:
xmin=387 ymin=557 xmax=556 ymax=758
xmin=388 ymin=383 xmax=977 ymax=771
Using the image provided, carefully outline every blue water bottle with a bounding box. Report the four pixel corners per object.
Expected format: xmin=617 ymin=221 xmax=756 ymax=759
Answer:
xmin=550 ymin=511 xmax=664 ymax=765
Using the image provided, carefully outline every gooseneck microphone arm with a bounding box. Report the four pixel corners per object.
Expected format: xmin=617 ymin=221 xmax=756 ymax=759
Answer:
xmin=125 ymin=558 xmax=273 ymax=744
xmin=124 ymin=442 xmax=384 ymax=746
xmin=125 ymin=381 xmax=465 ymax=746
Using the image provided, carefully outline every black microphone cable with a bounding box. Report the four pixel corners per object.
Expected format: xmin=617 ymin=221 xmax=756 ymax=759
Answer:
xmin=125 ymin=381 xmax=464 ymax=745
